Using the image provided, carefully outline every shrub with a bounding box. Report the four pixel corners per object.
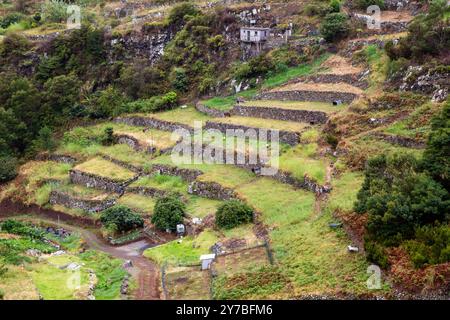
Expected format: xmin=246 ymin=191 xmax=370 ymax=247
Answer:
xmin=0 ymin=12 xmax=25 ymax=29
xmin=100 ymin=206 xmax=144 ymax=234
xmin=166 ymin=2 xmax=200 ymax=27
xmin=88 ymin=86 xmax=126 ymax=119
xmin=152 ymin=195 xmax=186 ymax=231
xmin=320 ymin=13 xmax=350 ymax=42
xmin=33 ymin=126 xmax=57 ymax=152
xmin=354 ymin=0 xmax=385 ymax=10
xmin=0 ymin=220 xmax=44 ymax=239
xmin=215 ymin=200 xmax=254 ymax=229
xmin=364 ymin=238 xmax=390 ymax=269
xmin=101 ymin=127 xmax=115 ymax=146
xmin=404 ymin=224 xmax=450 ymax=268
xmin=422 ymin=100 xmax=450 ymax=191
xmin=41 ymin=0 xmax=69 ymax=23
xmin=0 ymin=156 xmax=18 ymax=183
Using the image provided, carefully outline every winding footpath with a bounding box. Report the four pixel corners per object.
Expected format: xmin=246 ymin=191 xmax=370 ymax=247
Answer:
xmin=0 ymin=213 xmax=161 ymax=300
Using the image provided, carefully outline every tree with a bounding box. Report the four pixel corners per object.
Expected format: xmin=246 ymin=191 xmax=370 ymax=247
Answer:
xmin=320 ymin=12 xmax=350 ymax=42
xmin=100 ymin=206 xmax=144 ymax=234
xmin=215 ymin=200 xmax=254 ymax=229
xmin=152 ymin=195 xmax=186 ymax=231
xmin=0 ymin=156 xmax=18 ymax=183
xmin=102 ymin=127 xmax=115 ymax=146
xmin=355 ymin=153 xmax=449 ymax=244
xmin=422 ymin=101 xmax=450 ymax=191
xmin=88 ymin=86 xmax=126 ymax=119
xmin=33 ymin=126 xmax=57 ymax=152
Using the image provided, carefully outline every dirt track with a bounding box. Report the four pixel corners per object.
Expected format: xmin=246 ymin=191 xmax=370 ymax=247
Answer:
xmin=0 ymin=201 xmax=161 ymax=300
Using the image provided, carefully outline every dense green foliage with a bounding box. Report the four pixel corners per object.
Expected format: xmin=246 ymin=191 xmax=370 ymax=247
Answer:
xmin=320 ymin=12 xmax=350 ymax=42
xmin=422 ymin=101 xmax=450 ymax=191
xmin=152 ymin=195 xmax=186 ymax=231
xmin=356 ymin=103 xmax=450 ymax=268
xmin=385 ymin=0 xmax=450 ymax=61
xmin=215 ymin=200 xmax=254 ymax=229
xmin=100 ymin=206 xmax=144 ymax=234
xmin=0 ymin=156 xmax=18 ymax=183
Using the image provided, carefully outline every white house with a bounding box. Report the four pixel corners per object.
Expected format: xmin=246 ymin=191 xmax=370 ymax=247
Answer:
xmin=240 ymin=27 xmax=271 ymax=43
xmin=200 ymin=253 xmax=216 ymax=270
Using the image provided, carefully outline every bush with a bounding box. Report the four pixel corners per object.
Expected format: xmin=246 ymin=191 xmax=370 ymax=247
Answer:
xmin=354 ymin=0 xmax=385 ymax=10
xmin=41 ymin=0 xmax=69 ymax=23
xmin=320 ymin=13 xmax=350 ymax=42
xmin=101 ymin=127 xmax=115 ymax=146
xmin=166 ymin=2 xmax=200 ymax=27
xmin=122 ymin=91 xmax=178 ymax=114
xmin=152 ymin=195 xmax=186 ymax=231
xmin=215 ymin=200 xmax=254 ymax=229
xmin=364 ymin=238 xmax=389 ymax=269
xmin=33 ymin=126 xmax=57 ymax=152
xmin=0 ymin=12 xmax=25 ymax=29
xmin=88 ymin=86 xmax=126 ymax=119
xmin=0 ymin=156 xmax=18 ymax=183
xmin=0 ymin=220 xmax=44 ymax=239
xmin=404 ymin=224 xmax=450 ymax=268
xmin=100 ymin=206 xmax=144 ymax=234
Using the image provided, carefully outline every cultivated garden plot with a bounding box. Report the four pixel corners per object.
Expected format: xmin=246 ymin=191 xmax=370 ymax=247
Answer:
xmin=73 ymin=157 xmax=137 ymax=182
xmin=209 ymin=116 xmax=310 ymax=133
xmin=163 ymin=266 xmax=211 ymax=300
xmin=240 ymin=100 xmax=347 ymax=113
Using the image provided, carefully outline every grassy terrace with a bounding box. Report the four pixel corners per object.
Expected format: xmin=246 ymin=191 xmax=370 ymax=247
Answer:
xmin=117 ymin=193 xmax=156 ymax=216
xmin=57 ymin=184 xmax=114 ymax=200
xmin=138 ymin=106 xmax=211 ymax=126
xmin=114 ymin=126 xmax=180 ymax=150
xmin=200 ymin=54 xmax=330 ymax=111
xmin=274 ymin=143 xmax=328 ymax=185
xmin=73 ymin=157 xmax=136 ymax=181
xmin=272 ymin=82 xmax=363 ymax=95
xmin=149 ymin=154 xmax=256 ymax=189
xmin=240 ymin=100 xmax=346 ymax=113
xmin=129 ymin=174 xmax=222 ymax=218
xmin=235 ymin=178 xmax=371 ymax=296
xmin=210 ymin=116 xmax=309 ymax=133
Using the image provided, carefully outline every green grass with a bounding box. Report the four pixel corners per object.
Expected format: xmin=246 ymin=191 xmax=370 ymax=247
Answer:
xmin=130 ymin=174 xmax=188 ymax=194
xmin=186 ymin=196 xmax=222 ymax=218
xmin=261 ymin=54 xmax=330 ymax=89
xmin=143 ymin=106 xmax=211 ymax=126
xmin=235 ymin=178 xmax=376 ymax=296
xmin=149 ymin=154 xmax=256 ymax=189
xmin=211 ymin=116 xmax=309 ymax=133
xmin=74 ymin=157 xmax=136 ymax=181
xmin=326 ymin=171 xmax=364 ymax=213
xmin=117 ymin=194 xmax=156 ymax=215
xmin=274 ymin=143 xmax=328 ymax=184
xmin=144 ymin=229 xmax=218 ymax=266
xmin=200 ymin=54 xmax=329 ymax=111
xmin=30 ymin=261 xmax=89 ymax=300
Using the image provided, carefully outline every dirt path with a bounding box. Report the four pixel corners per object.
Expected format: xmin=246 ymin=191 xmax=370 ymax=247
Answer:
xmin=0 ymin=212 xmax=161 ymax=300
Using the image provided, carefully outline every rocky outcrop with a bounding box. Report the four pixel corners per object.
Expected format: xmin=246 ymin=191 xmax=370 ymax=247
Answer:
xmin=49 ymin=191 xmax=116 ymax=213
xmin=231 ymin=105 xmax=328 ymax=124
xmin=204 ymin=121 xmax=300 ymax=146
xmin=115 ymin=116 xmax=193 ymax=133
xmin=188 ymin=181 xmax=237 ymax=200
xmin=69 ymin=170 xmax=137 ymax=194
xmin=256 ymin=90 xmax=359 ymax=104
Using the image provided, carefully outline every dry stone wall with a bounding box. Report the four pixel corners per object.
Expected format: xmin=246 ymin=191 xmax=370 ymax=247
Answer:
xmin=36 ymin=153 xmax=78 ymax=164
xmin=195 ymin=103 xmax=228 ymax=118
xmin=256 ymin=90 xmax=359 ymax=104
xmin=49 ymin=191 xmax=116 ymax=213
xmin=188 ymin=181 xmax=237 ymax=200
xmin=115 ymin=116 xmax=193 ymax=133
xmin=204 ymin=121 xmax=300 ymax=146
xmin=231 ymin=105 xmax=328 ymax=124
xmin=125 ymin=186 xmax=167 ymax=198
xmin=69 ymin=170 xmax=138 ymax=194
xmin=150 ymin=164 xmax=203 ymax=183
xmin=372 ymin=132 xmax=426 ymax=149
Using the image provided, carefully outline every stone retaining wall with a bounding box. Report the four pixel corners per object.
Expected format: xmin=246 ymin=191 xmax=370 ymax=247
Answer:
xmin=372 ymin=132 xmax=426 ymax=149
xmin=125 ymin=186 xmax=168 ymax=198
xmin=49 ymin=191 xmax=116 ymax=213
xmin=256 ymin=90 xmax=359 ymax=104
xmin=301 ymin=73 xmax=369 ymax=89
xmin=204 ymin=121 xmax=300 ymax=146
xmin=271 ymin=170 xmax=331 ymax=194
xmin=195 ymin=103 xmax=228 ymax=118
xmin=231 ymin=105 xmax=328 ymax=124
xmin=116 ymin=134 xmax=156 ymax=154
xmin=188 ymin=181 xmax=237 ymax=200
xmin=36 ymin=153 xmax=78 ymax=164
xmin=150 ymin=164 xmax=203 ymax=182
xmin=99 ymin=155 xmax=143 ymax=173
xmin=69 ymin=170 xmax=137 ymax=194
xmin=115 ymin=116 xmax=193 ymax=133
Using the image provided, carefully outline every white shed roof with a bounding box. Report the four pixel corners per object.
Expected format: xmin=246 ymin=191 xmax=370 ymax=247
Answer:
xmin=200 ymin=254 xmax=216 ymax=260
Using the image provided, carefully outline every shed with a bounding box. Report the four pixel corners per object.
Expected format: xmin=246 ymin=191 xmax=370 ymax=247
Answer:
xmin=200 ymin=253 xmax=216 ymax=270
xmin=240 ymin=27 xmax=271 ymax=42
